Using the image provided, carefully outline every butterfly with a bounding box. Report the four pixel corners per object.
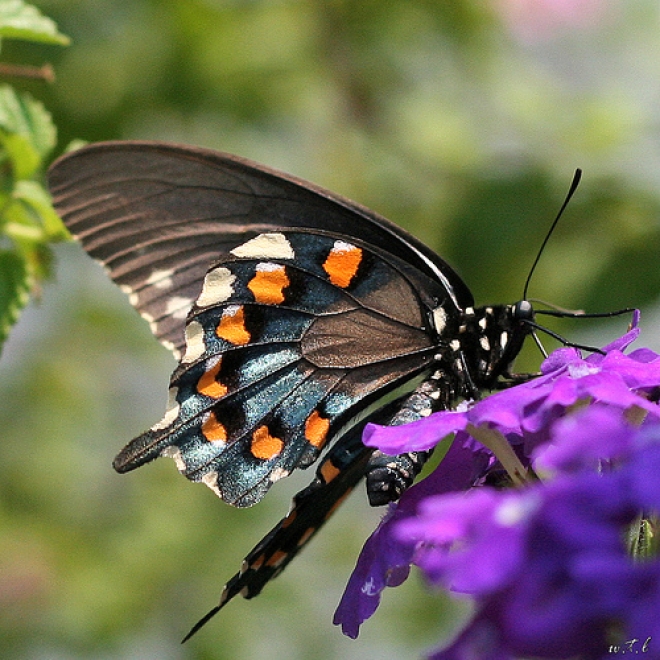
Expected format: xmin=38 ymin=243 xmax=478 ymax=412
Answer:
xmin=47 ymin=141 xmax=536 ymax=637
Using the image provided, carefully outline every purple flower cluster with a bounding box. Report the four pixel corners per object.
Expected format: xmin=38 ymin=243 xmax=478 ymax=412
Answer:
xmin=334 ymin=315 xmax=660 ymax=659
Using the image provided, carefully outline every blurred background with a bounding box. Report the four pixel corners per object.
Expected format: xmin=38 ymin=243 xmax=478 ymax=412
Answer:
xmin=3 ymin=1 xmax=660 ymax=658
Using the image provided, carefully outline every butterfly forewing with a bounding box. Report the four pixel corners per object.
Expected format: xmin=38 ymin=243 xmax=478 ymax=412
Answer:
xmin=48 ymin=142 xmax=474 ymax=357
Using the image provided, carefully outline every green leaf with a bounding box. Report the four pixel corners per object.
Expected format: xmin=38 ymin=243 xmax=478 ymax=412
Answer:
xmin=13 ymin=179 xmax=68 ymax=240
xmin=0 ymin=248 xmax=30 ymax=354
xmin=0 ymin=0 xmax=70 ymax=46
xmin=0 ymin=84 xmax=56 ymax=177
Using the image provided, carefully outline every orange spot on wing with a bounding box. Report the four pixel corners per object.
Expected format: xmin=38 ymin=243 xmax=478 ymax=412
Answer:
xmin=281 ymin=510 xmax=297 ymax=528
xmin=202 ymin=411 xmax=227 ymax=443
xmin=216 ymin=305 xmax=251 ymax=345
xmin=197 ymin=359 xmax=228 ymax=399
xmin=266 ymin=550 xmax=288 ymax=568
xmin=325 ymin=489 xmax=352 ymax=519
xmin=323 ymin=242 xmax=362 ymax=288
xmin=304 ymin=410 xmax=330 ymax=449
xmin=297 ymin=527 xmax=315 ymax=548
xmin=251 ymin=425 xmax=284 ymax=460
xmin=320 ymin=460 xmax=341 ymax=484
xmin=247 ymin=264 xmax=290 ymax=304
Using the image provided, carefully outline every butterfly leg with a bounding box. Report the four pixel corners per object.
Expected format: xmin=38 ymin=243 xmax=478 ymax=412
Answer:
xmin=365 ymin=449 xmax=433 ymax=506
xmin=365 ymin=371 xmax=453 ymax=506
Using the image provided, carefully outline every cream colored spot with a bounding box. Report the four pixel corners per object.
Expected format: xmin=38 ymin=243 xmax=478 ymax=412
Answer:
xmin=197 ymin=266 xmax=236 ymax=308
xmin=119 ymin=284 xmax=139 ymax=307
xmin=270 ymin=467 xmax=290 ymax=483
xmin=165 ymin=296 xmax=193 ymax=319
xmin=161 ymin=445 xmax=186 ymax=472
xmin=182 ymin=320 xmax=205 ymax=363
xmin=146 ymin=268 xmax=174 ymax=289
xmin=151 ymin=387 xmax=180 ymax=431
xmin=432 ymin=307 xmax=447 ymax=333
xmin=230 ymin=233 xmax=295 ymax=260
xmin=201 ymin=471 xmax=223 ymax=498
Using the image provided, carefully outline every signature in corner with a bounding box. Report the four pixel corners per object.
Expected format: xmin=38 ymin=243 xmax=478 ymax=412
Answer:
xmin=609 ymin=636 xmax=651 ymax=654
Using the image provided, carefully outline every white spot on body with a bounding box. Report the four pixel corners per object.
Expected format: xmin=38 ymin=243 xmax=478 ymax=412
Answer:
xmin=230 ymin=232 xmax=295 ymax=260
xmin=450 ymin=339 xmax=461 ymax=352
xmin=151 ymin=387 xmax=181 ymax=431
xmin=197 ymin=266 xmax=236 ymax=308
xmin=181 ymin=320 xmax=205 ymax=364
xmin=146 ymin=268 xmax=174 ymax=289
xmin=480 ymin=336 xmax=490 ymax=351
xmin=432 ymin=307 xmax=447 ymax=333
xmin=479 ymin=317 xmax=487 ymax=330
xmin=500 ymin=331 xmax=509 ymax=349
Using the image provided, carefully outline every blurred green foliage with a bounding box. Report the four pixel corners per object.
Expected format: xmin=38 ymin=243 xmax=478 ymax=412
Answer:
xmin=0 ymin=0 xmax=69 ymax=352
xmin=2 ymin=1 xmax=660 ymax=658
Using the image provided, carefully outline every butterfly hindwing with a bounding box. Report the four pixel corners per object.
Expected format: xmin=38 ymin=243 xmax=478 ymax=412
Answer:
xmin=47 ymin=141 xmax=474 ymax=358
xmin=113 ymin=230 xmax=440 ymax=506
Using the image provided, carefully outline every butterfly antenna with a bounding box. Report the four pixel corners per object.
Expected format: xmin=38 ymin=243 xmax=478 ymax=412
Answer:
xmin=522 ymin=169 xmax=582 ymax=300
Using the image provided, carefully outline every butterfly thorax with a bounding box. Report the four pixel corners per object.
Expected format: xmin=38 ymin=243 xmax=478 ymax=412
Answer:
xmin=437 ymin=301 xmax=534 ymax=398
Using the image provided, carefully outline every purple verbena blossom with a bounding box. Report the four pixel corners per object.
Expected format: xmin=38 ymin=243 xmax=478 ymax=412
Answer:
xmin=335 ymin=316 xmax=660 ymax=659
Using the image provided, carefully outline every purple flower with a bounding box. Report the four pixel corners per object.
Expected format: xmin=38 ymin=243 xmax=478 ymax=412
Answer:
xmin=407 ymin=429 xmax=660 ymax=659
xmin=334 ymin=437 xmax=488 ymax=638
xmin=335 ymin=319 xmax=660 ymax=659
xmin=363 ymin=315 xmax=660 ymax=459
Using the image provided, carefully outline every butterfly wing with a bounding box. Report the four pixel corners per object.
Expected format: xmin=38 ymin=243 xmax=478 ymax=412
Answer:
xmin=113 ymin=229 xmax=442 ymax=506
xmin=182 ymin=412 xmax=376 ymax=642
xmin=48 ymin=141 xmax=473 ymax=358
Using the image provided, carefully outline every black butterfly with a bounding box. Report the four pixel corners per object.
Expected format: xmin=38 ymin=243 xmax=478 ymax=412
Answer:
xmin=47 ymin=141 xmax=536 ymax=637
